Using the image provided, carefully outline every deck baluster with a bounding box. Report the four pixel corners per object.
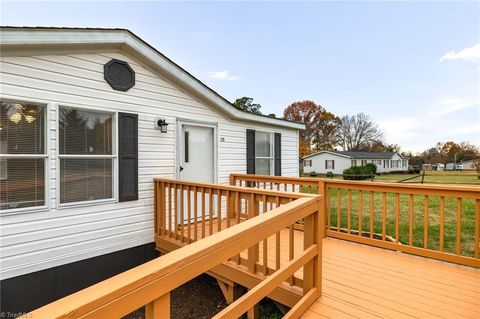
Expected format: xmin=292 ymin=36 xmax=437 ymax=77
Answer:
xmin=475 ymin=199 xmax=479 ymax=259
xmin=424 ymin=195 xmax=428 ymax=249
xmin=347 ymin=190 xmax=352 ymax=234
xmin=457 ymin=198 xmax=462 ymax=255
xmin=440 ymin=196 xmax=445 ymax=252
xmin=370 ymin=191 xmax=374 ymax=239
xmin=409 ymin=194 xmax=414 ymax=245
xmin=358 ymin=190 xmax=363 ymax=237
xmin=395 ymin=193 xmax=400 ymax=243
xmin=382 ymin=192 xmax=387 ymax=241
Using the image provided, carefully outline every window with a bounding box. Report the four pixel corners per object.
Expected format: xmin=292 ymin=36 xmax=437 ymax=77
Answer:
xmin=304 ymin=159 xmax=312 ymax=167
xmin=254 ymin=131 xmax=273 ymax=175
xmin=58 ymin=107 xmax=115 ymax=204
xmin=391 ymin=160 xmax=400 ymax=168
xmin=361 ymin=160 xmax=367 ymax=166
xmin=0 ymin=101 xmax=47 ymax=211
xmin=325 ymin=160 xmax=335 ymax=169
xmin=351 ymin=160 xmax=357 ymax=167
xmin=373 ymin=160 xmax=382 ymax=166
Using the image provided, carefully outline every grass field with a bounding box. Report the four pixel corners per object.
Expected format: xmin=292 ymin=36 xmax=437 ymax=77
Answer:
xmin=373 ymin=171 xmax=480 ymax=185
xmin=324 ymin=188 xmax=477 ymax=257
xmin=301 ymin=173 xmax=478 ymax=257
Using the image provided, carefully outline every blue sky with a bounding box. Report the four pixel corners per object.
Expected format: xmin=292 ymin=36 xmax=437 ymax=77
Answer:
xmin=1 ymin=1 xmax=479 ymax=152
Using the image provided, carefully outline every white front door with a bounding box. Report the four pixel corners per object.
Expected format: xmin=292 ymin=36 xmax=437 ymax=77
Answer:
xmin=177 ymin=122 xmax=217 ymax=223
xmin=178 ymin=123 xmax=215 ymax=183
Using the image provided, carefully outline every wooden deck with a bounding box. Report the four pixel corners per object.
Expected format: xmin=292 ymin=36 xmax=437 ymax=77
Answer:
xmin=30 ymin=177 xmax=479 ymax=319
xmin=157 ymin=218 xmax=480 ymax=319
xmin=305 ymin=238 xmax=479 ymax=319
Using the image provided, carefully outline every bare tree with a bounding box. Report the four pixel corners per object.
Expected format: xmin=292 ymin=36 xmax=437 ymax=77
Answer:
xmin=336 ymin=113 xmax=383 ymax=151
xmin=473 ymin=160 xmax=480 ymax=180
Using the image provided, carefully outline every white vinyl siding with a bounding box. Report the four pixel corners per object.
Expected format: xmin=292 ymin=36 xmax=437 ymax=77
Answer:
xmin=0 ymin=51 xmax=299 ymax=279
xmin=303 ymin=152 xmax=408 ymax=175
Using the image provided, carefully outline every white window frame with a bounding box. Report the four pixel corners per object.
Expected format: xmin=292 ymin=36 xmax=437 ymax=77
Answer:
xmin=326 ymin=160 xmax=334 ymax=170
xmin=56 ymin=105 xmax=118 ymax=208
xmin=254 ymin=130 xmax=274 ymax=175
xmin=0 ymin=99 xmax=49 ymax=214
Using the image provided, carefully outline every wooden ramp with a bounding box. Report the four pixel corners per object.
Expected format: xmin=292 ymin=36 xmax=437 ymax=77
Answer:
xmin=156 ymin=219 xmax=480 ymax=319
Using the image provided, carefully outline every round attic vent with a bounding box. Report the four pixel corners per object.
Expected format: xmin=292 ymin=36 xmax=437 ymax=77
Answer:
xmin=104 ymin=59 xmax=135 ymax=91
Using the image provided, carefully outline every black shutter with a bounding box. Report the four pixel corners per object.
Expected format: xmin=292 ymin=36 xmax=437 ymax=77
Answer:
xmin=246 ymin=129 xmax=256 ymax=174
xmin=118 ymin=112 xmax=138 ymax=202
xmin=274 ymin=133 xmax=281 ymax=176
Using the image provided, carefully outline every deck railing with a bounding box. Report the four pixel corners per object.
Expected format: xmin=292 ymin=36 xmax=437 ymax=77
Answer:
xmin=231 ymin=173 xmax=480 ymax=268
xmin=154 ymin=178 xmax=320 ymax=286
xmin=27 ymin=179 xmax=322 ymax=319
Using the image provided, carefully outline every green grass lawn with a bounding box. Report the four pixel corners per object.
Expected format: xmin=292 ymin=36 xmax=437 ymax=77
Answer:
xmin=373 ymin=172 xmax=480 ymax=184
xmin=300 ymin=179 xmax=478 ymax=257
xmin=326 ymin=189 xmax=477 ymax=257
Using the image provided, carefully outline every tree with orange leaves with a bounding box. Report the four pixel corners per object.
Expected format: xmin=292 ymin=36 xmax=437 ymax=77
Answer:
xmin=283 ymin=100 xmax=340 ymax=157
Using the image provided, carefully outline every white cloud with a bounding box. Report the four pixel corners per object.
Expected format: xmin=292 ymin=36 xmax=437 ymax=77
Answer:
xmin=378 ymin=117 xmax=421 ymax=142
xmin=449 ymin=124 xmax=480 ymax=136
xmin=429 ymin=97 xmax=480 ymax=116
xmin=439 ymin=43 xmax=480 ymax=62
xmin=206 ymin=70 xmax=240 ymax=81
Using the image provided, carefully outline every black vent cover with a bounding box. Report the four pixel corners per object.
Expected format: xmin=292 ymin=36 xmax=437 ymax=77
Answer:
xmin=104 ymin=59 xmax=135 ymax=91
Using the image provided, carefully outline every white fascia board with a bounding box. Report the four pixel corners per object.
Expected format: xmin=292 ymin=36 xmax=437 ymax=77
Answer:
xmin=0 ymin=28 xmax=305 ymax=130
xmin=302 ymin=151 xmax=352 ymax=160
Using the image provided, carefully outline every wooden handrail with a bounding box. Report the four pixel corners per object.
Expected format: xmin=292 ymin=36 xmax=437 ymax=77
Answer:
xmin=230 ymin=173 xmax=480 ymax=198
xmin=27 ymin=182 xmax=322 ymax=319
xmin=230 ymin=173 xmax=480 ymax=268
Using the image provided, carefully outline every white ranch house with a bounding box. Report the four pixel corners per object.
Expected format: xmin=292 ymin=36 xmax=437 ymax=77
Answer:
xmin=0 ymin=27 xmax=304 ymax=313
xmin=302 ymin=151 xmax=408 ymax=175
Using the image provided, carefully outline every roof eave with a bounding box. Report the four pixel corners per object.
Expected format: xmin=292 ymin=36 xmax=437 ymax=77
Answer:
xmin=0 ymin=27 xmax=305 ymax=130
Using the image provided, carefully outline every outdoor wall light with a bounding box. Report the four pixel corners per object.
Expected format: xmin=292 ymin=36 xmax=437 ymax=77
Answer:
xmin=155 ymin=118 xmax=169 ymax=133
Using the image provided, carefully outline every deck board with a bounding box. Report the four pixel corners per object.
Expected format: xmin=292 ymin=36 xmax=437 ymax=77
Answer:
xmin=158 ymin=218 xmax=480 ymax=319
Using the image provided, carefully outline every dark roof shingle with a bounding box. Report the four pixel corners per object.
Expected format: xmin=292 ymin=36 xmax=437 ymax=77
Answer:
xmin=335 ymin=151 xmax=399 ymax=159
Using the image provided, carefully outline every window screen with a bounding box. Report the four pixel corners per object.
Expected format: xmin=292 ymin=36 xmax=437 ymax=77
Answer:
xmin=59 ymin=107 xmax=114 ymax=204
xmin=255 ymin=131 xmax=273 ymax=175
xmin=0 ymin=101 xmax=46 ymax=211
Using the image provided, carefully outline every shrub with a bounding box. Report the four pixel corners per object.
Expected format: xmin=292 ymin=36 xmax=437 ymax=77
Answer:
xmin=343 ymin=164 xmax=376 ymax=180
xmin=365 ymin=163 xmax=377 ymax=174
xmin=326 ymin=171 xmax=334 ymax=178
xmin=309 ymin=171 xmax=317 ymax=177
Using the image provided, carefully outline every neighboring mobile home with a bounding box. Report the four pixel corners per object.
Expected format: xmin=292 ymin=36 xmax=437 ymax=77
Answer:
xmin=0 ymin=27 xmax=304 ymax=313
xmin=461 ymin=159 xmax=479 ymax=171
xmin=302 ymin=151 xmax=408 ymax=175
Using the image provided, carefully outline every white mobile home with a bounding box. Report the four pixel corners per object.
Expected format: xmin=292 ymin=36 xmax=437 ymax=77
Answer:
xmin=461 ymin=159 xmax=479 ymax=171
xmin=302 ymin=151 xmax=408 ymax=175
xmin=0 ymin=27 xmax=303 ymax=313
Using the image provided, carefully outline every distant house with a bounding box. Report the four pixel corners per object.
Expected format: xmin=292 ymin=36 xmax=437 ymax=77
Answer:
xmin=461 ymin=159 xmax=479 ymax=171
xmin=302 ymin=151 xmax=408 ymax=174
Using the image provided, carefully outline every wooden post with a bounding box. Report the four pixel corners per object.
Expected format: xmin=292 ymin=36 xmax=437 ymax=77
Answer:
xmin=217 ymin=280 xmax=242 ymax=305
xmin=228 ymin=190 xmax=236 ymax=222
xmin=248 ymin=193 xmax=260 ymax=273
xmin=145 ymin=293 xmax=170 ymax=319
xmin=303 ymin=197 xmax=322 ymax=298
xmin=318 ymin=180 xmax=327 ymax=238
xmin=247 ymin=303 xmax=259 ymax=319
